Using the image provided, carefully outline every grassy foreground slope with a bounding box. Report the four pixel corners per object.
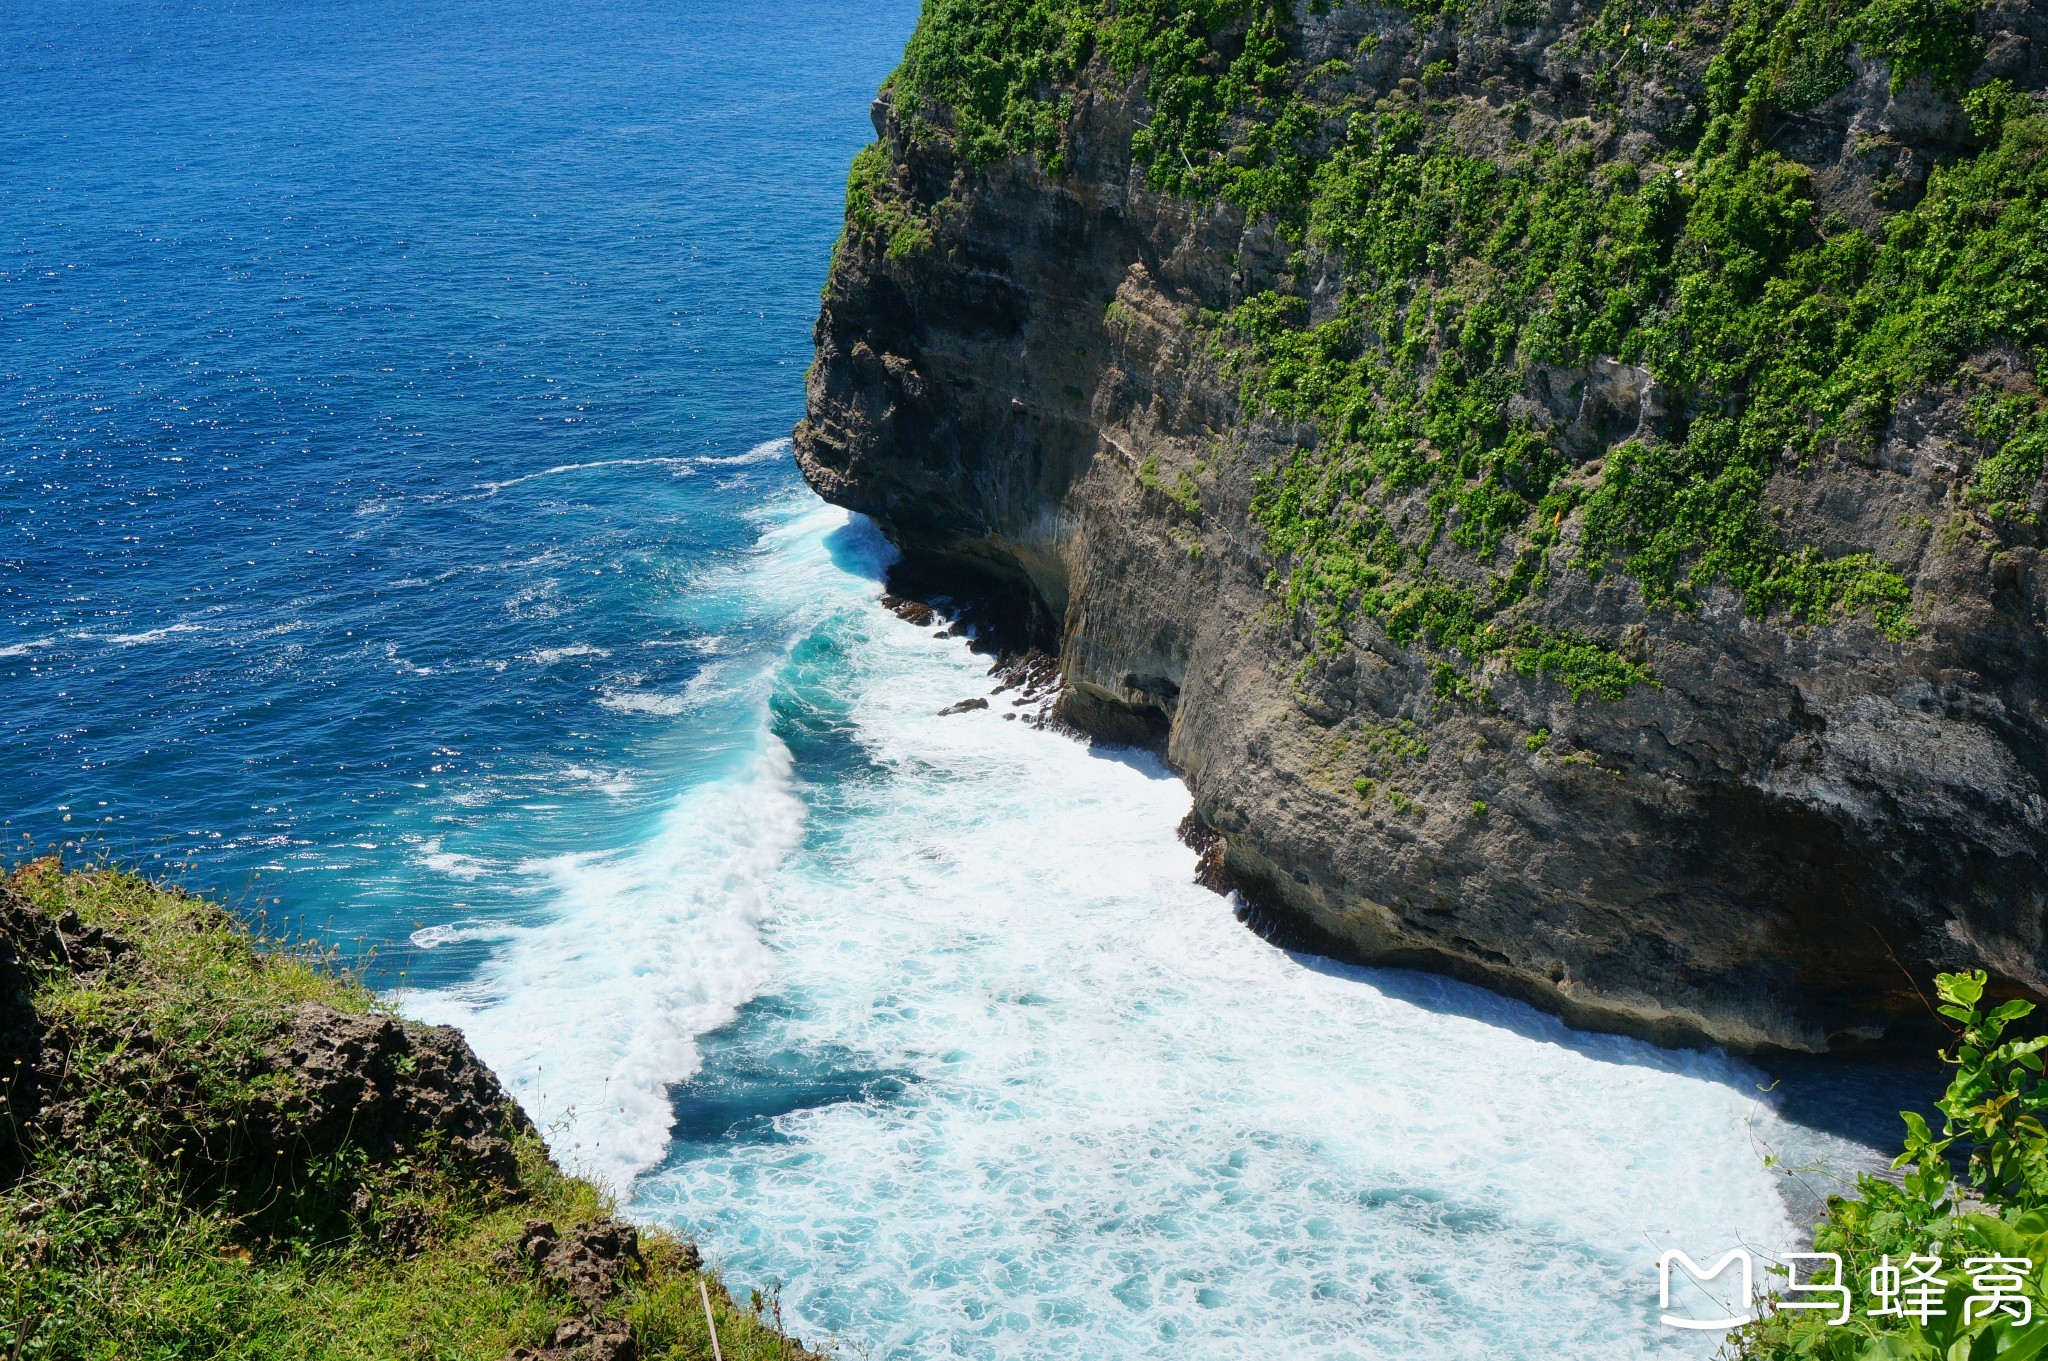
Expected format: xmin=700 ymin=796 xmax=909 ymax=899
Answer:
xmin=0 ymin=859 xmax=812 ymax=1361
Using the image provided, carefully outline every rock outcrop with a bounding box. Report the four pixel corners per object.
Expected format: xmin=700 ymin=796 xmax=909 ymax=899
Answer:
xmin=0 ymin=885 xmax=60 ymax=1178
xmin=503 ymin=1218 xmax=654 ymax=1361
xmin=261 ymin=1001 xmax=532 ymax=1186
xmin=798 ymin=0 xmax=2048 ymax=1051
xmin=509 ymin=1217 xmax=652 ymax=1311
xmin=1 ymin=864 xmax=529 ymax=1200
xmin=3 ymin=861 xmax=815 ymax=1360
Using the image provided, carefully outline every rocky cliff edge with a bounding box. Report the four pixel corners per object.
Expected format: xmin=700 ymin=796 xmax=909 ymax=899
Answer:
xmin=798 ymin=0 xmax=2048 ymax=1052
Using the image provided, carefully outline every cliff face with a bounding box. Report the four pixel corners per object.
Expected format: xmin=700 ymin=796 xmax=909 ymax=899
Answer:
xmin=797 ymin=0 xmax=2048 ymax=1051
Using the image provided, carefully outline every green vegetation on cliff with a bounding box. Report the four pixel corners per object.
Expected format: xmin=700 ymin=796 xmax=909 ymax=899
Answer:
xmin=861 ymin=0 xmax=2048 ymax=700
xmin=1737 ymin=972 xmax=2048 ymax=1360
xmin=0 ymin=860 xmax=809 ymax=1361
xmin=846 ymin=142 xmax=934 ymax=261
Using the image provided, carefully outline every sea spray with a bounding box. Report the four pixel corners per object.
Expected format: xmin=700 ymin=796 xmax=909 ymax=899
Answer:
xmin=398 ymin=491 xmax=865 ymax=1191
xmin=403 ymin=734 xmax=803 ymax=1191
xmin=477 ymin=497 xmax=1845 ymax=1360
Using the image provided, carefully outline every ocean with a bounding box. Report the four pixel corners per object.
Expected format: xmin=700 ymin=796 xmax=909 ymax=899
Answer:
xmin=3 ymin=0 xmax=1894 ymax=1354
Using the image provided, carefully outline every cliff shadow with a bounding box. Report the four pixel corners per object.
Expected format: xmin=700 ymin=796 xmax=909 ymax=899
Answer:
xmin=1274 ymin=946 xmax=1939 ymax=1158
xmin=821 ymin=510 xmax=899 ymax=583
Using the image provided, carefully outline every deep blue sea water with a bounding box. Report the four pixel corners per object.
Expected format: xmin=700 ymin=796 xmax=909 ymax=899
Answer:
xmin=4 ymin=2 xmax=1894 ymax=1355
xmin=4 ymin=0 xmax=911 ymax=949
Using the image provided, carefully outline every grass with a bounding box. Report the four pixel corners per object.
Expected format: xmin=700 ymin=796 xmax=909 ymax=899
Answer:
xmin=1 ymin=859 xmax=814 ymax=1361
xmin=843 ymin=142 xmax=934 ymax=261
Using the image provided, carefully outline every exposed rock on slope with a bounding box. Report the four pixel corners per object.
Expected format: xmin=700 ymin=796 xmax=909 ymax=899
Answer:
xmin=798 ymin=0 xmax=2048 ymax=1050
xmin=1 ymin=861 xmax=810 ymax=1360
xmin=3 ymin=874 xmax=529 ymax=1206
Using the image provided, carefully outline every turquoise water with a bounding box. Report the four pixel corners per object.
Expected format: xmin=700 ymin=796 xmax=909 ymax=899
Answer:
xmin=4 ymin=1 xmax=1885 ymax=1355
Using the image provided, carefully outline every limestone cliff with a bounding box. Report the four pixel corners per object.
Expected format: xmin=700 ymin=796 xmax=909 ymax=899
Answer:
xmin=797 ymin=0 xmax=2048 ymax=1051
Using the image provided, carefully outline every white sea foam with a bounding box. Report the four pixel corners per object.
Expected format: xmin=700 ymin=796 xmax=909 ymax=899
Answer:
xmin=529 ymin=644 xmax=612 ymax=665
xmin=402 ymin=736 xmax=804 ymax=1192
xmin=473 ymin=456 xmax=702 ymax=496
xmin=404 ymin=496 xmax=1863 ymax=1357
xmin=596 ymin=689 xmax=691 ymax=717
xmin=413 ymin=835 xmax=496 ymax=882
xmin=383 ymin=642 xmax=437 ymax=676
xmin=550 ymin=763 xmax=636 ymax=798
xmin=74 ymin=621 xmax=206 ymax=646
xmin=411 ymin=918 xmax=524 ymax=949
xmin=641 ymin=634 xmax=725 ymax=652
xmin=0 ymin=638 xmax=54 ymax=658
xmin=598 ymin=657 xmax=743 ymax=717
xmin=695 ymin=436 xmax=790 ymax=467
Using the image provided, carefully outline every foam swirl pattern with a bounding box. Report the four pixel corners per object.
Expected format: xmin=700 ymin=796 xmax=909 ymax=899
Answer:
xmin=625 ymin=500 xmax=1833 ymax=1359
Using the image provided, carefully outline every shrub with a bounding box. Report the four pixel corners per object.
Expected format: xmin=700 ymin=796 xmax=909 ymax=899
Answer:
xmin=1735 ymin=971 xmax=2048 ymax=1359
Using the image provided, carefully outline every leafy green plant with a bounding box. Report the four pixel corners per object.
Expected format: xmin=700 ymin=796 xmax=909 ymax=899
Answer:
xmin=846 ymin=0 xmax=2042 ymax=702
xmin=891 ymin=0 xmax=1096 ymax=170
xmin=1967 ymin=393 xmax=2048 ymax=520
xmin=1906 ymin=972 xmax=2048 ymax=1206
xmin=1138 ymin=455 xmax=1204 ymax=514
xmin=1736 ymin=972 xmax=2048 ymax=1359
xmin=1849 ymin=0 xmax=1985 ymax=93
xmin=842 ymin=142 xmax=934 ymax=261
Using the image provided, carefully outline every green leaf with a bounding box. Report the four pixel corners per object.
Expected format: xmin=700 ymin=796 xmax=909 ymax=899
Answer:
xmin=1991 ymin=1001 xmax=2038 ymax=1024
xmin=1988 ymin=1322 xmax=2048 ymax=1361
xmin=2009 ymin=1209 xmax=2048 ymax=1235
xmin=1941 ymin=972 xmax=1988 ymax=1008
xmin=1962 ymin=1212 xmax=2024 ymax=1256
